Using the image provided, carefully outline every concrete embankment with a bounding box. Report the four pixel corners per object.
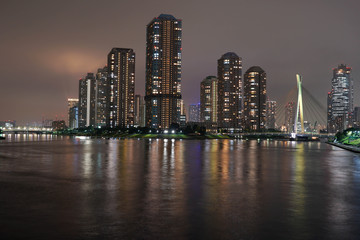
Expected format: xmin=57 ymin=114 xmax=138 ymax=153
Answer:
xmin=327 ymin=142 xmax=360 ymax=153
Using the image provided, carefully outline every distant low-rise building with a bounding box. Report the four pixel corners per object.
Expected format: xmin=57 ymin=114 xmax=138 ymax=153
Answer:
xmin=0 ymin=120 xmax=16 ymax=128
xmin=52 ymin=120 xmax=66 ymax=131
xmin=43 ymin=119 xmax=53 ymax=128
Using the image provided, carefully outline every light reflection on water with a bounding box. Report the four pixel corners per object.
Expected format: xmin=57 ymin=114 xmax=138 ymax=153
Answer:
xmin=3 ymin=133 xmax=56 ymax=142
xmin=1 ymin=137 xmax=360 ymax=239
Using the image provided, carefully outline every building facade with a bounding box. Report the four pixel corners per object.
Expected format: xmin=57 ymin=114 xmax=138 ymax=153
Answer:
xmin=285 ymin=101 xmax=295 ymax=132
xmin=145 ymin=14 xmax=182 ymax=129
xmin=67 ymin=98 xmax=79 ymax=129
xmin=179 ymin=99 xmax=187 ymax=128
xmin=266 ymin=100 xmax=276 ymax=129
xmin=107 ymin=48 xmax=135 ymax=128
xmin=217 ymin=52 xmax=242 ymax=130
xmin=95 ymin=66 xmax=108 ymax=128
xmin=327 ymin=91 xmax=333 ymax=132
xmin=327 ymin=64 xmax=353 ymax=133
xmin=243 ymin=66 xmax=267 ymax=131
xmin=134 ymin=95 xmax=146 ymax=127
xmin=0 ymin=120 xmax=16 ymax=128
xmin=354 ymin=107 xmax=360 ymax=127
xmin=69 ymin=106 xmax=78 ymax=129
xmin=189 ymin=104 xmax=200 ymax=122
xmin=78 ymin=73 xmax=96 ymax=128
xmin=200 ymin=76 xmax=218 ymax=123
xmin=52 ymin=120 xmax=66 ymax=131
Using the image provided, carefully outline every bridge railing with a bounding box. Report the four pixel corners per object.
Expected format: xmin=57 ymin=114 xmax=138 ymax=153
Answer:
xmin=1 ymin=127 xmax=53 ymax=133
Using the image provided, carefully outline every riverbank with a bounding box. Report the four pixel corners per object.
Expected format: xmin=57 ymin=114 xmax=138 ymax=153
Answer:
xmin=327 ymin=142 xmax=360 ymax=153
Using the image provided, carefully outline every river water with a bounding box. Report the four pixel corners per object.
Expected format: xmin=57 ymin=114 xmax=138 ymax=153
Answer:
xmin=1 ymin=134 xmax=360 ymax=239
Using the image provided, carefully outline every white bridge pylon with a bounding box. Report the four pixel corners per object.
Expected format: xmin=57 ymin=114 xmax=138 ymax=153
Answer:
xmin=294 ymin=74 xmax=304 ymax=134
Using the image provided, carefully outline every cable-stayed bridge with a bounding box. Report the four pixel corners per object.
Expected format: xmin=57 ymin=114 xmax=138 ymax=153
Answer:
xmin=236 ymin=74 xmax=333 ymax=140
xmin=275 ymin=74 xmax=327 ymax=134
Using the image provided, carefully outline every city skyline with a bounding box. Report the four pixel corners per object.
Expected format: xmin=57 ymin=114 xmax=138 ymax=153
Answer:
xmin=2 ymin=0 xmax=360 ymax=124
xmin=2 ymin=2 xmax=360 ymax=239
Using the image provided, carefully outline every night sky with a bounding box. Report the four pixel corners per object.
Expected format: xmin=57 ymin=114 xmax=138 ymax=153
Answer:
xmin=2 ymin=0 xmax=360 ymax=124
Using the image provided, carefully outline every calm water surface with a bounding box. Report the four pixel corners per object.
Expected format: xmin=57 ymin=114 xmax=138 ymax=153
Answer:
xmin=1 ymin=134 xmax=360 ymax=239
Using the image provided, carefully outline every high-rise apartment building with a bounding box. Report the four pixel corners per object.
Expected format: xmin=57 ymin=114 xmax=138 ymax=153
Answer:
xmin=217 ymin=52 xmax=242 ymax=130
xmin=285 ymin=101 xmax=295 ymax=132
xmin=266 ymin=100 xmax=276 ymax=129
xmin=78 ymin=73 xmax=96 ymax=128
xmin=134 ymin=95 xmax=146 ymax=127
xmin=189 ymin=104 xmax=200 ymax=122
xmin=95 ymin=66 xmax=108 ymax=128
xmin=67 ymin=98 xmax=79 ymax=129
xmin=327 ymin=91 xmax=333 ymax=132
xmin=200 ymin=76 xmax=218 ymax=123
xmin=179 ymin=99 xmax=187 ymax=128
xmin=180 ymin=99 xmax=186 ymax=118
xmin=354 ymin=107 xmax=360 ymax=127
xmin=145 ymin=14 xmax=182 ymax=129
xmin=327 ymin=64 xmax=353 ymax=133
xmin=69 ymin=106 xmax=78 ymax=129
xmin=107 ymin=48 xmax=135 ymax=128
xmin=243 ymin=66 xmax=266 ymax=131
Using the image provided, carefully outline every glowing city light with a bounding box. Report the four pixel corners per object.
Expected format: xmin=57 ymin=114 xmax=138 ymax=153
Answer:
xmin=294 ymin=74 xmax=304 ymax=134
